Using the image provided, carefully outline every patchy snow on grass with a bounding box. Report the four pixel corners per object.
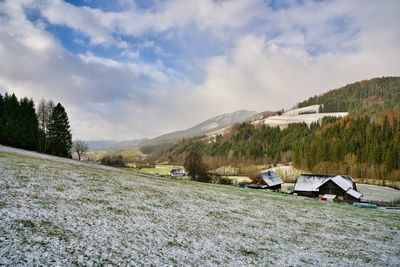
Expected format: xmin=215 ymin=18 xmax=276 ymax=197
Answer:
xmin=358 ymin=184 xmax=400 ymax=202
xmin=0 ymin=145 xmax=399 ymax=266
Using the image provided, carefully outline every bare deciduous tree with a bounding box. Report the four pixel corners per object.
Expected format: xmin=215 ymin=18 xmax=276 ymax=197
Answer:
xmin=37 ymin=99 xmax=54 ymax=153
xmin=73 ymin=140 xmax=89 ymax=161
xmin=184 ymin=151 xmax=211 ymax=183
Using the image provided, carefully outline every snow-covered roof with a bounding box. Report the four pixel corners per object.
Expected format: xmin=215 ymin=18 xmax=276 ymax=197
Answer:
xmin=293 ymin=174 xmax=328 ymax=192
xmin=347 ymin=189 xmax=363 ymax=199
xmin=319 ymin=175 xmax=353 ymax=192
xmin=294 ymin=174 xmax=362 ymax=199
xmin=257 ymin=171 xmax=283 ymax=187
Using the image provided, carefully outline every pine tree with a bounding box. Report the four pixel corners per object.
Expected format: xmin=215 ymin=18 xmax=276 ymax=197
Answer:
xmin=3 ymin=93 xmax=20 ymax=146
xmin=47 ymin=103 xmax=72 ymax=157
xmin=18 ymin=97 xmax=38 ymax=150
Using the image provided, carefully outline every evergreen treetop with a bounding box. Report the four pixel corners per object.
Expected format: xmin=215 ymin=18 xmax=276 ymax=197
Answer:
xmin=47 ymin=103 xmax=72 ymax=157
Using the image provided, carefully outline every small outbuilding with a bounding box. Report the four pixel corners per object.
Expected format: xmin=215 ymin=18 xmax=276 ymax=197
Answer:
xmin=247 ymin=171 xmax=283 ymax=190
xmin=293 ymin=174 xmax=362 ymax=203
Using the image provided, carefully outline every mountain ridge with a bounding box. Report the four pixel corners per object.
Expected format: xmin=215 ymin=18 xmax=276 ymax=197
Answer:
xmin=87 ymin=110 xmax=259 ymax=150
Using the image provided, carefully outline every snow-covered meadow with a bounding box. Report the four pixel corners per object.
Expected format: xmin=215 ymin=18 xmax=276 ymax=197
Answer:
xmin=0 ymin=146 xmax=399 ymax=266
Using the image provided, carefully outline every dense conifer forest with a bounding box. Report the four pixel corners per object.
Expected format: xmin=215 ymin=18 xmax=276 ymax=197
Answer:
xmin=298 ymin=77 xmax=400 ymax=113
xmin=0 ymin=93 xmax=72 ymax=158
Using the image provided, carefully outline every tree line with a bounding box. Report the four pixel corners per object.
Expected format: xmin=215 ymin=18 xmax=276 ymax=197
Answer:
xmin=0 ymin=93 xmax=72 ymax=158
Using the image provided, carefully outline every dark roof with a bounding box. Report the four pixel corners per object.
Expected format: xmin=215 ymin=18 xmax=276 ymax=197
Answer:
xmin=256 ymin=171 xmax=283 ymax=187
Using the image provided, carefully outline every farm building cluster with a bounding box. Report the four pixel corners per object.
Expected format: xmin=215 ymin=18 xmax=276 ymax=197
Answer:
xmin=248 ymin=171 xmax=363 ymax=204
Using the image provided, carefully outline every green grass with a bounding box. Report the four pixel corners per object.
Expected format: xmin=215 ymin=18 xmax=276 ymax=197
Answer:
xmin=122 ymin=164 xmax=189 ymax=179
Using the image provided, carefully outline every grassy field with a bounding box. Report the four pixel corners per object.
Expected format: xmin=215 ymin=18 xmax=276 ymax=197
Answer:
xmin=124 ymin=164 xmax=183 ymax=177
xmin=0 ymin=145 xmax=399 ymax=266
xmin=86 ymin=149 xmax=143 ymax=161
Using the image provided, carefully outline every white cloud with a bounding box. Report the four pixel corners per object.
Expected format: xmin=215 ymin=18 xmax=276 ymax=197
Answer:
xmin=41 ymin=0 xmax=265 ymax=46
xmin=0 ymin=0 xmax=399 ymax=141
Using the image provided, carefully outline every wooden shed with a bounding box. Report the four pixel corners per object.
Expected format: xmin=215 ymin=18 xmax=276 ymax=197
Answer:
xmin=317 ymin=175 xmax=362 ymax=204
xmin=247 ymin=171 xmax=283 ymax=190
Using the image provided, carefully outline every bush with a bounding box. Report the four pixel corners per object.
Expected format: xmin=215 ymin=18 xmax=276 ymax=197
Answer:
xmin=213 ymin=176 xmax=233 ymax=185
xmin=101 ymin=155 xmax=125 ymax=167
xmin=136 ymin=161 xmax=155 ymax=169
xmin=237 ymin=181 xmax=250 ymax=188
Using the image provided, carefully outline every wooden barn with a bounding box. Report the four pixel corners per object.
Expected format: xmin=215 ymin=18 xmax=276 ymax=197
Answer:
xmin=317 ymin=175 xmax=362 ymax=203
xmin=293 ymin=174 xmax=362 ymax=203
xmin=247 ymin=171 xmax=283 ymax=190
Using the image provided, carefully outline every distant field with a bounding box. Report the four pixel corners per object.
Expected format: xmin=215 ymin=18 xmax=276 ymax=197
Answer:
xmin=0 ymin=145 xmax=399 ymax=266
xmin=87 ymin=149 xmax=143 ymax=161
xmin=124 ymin=164 xmax=185 ymax=177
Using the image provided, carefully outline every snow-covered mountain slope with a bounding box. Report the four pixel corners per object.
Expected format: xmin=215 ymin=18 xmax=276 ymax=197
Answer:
xmin=252 ymin=105 xmax=348 ymax=128
xmin=283 ymin=104 xmax=321 ymax=116
xmin=254 ymin=112 xmax=349 ymax=127
xmin=142 ymin=110 xmax=257 ymax=145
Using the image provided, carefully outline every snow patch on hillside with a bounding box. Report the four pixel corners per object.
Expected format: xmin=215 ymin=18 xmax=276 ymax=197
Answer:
xmin=253 ymin=112 xmax=348 ymax=128
xmin=284 ymin=105 xmax=321 ymax=116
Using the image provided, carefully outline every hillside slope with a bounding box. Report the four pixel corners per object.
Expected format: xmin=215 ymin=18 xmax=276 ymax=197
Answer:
xmin=298 ymin=76 xmax=400 ymax=113
xmin=0 ymin=145 xmax=399 ymax=266
xmin=141 ymin=110 xmax=257 ymax=146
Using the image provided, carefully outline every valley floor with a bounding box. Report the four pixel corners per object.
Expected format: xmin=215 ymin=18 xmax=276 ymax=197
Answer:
xmin=0 ymin=146 xmax=399 ymax=266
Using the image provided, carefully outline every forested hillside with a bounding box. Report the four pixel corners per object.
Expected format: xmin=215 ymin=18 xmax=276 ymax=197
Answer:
xmin=154 ymin=77 xmax=400 ymax=184
xmin=293 ymin=110 xmax=400 ymax=181
xmin=298 ymin=77 xmax=400 ymax=113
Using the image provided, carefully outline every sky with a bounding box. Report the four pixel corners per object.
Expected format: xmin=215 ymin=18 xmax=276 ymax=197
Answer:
xmin=0 ymin=0 xmax=399 ymax=141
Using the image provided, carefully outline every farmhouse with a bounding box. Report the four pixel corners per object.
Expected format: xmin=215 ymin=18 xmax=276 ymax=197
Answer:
xmin=293 ymin=174 xmax=362 ymax=203
xmin=247 ymin=171 xmax=283 ymax=190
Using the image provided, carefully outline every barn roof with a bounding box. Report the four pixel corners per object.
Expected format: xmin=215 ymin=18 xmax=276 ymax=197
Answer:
xmin=257 ymin=171 xmax=283 ymax=187
xmin=319 ymin=175 xmax=353 ymax=192
xmin=347 ymin=189 xmax=362 ymax=199
xmin=294 ymin=174 xmax=363 ymax=199
xmin=293 ymin=174 xmax=328 ymax=192
xmin=317 ymin=175 xmax=362 ymax=199
xmin=294 ymin=174 xmax=356 ymax=192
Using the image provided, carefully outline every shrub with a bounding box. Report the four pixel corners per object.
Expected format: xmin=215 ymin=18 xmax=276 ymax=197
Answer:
xmin=237 ymin=181 xmax=250 ymax=188
xmin=101 ymin=155 xmax=125 ymax=167
xmin=213 ymin=176 xmax=233 ymax=185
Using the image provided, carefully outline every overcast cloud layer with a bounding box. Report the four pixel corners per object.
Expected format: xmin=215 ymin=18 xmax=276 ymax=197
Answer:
xmin=0 ymin=0 xmax=399 ymax=140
